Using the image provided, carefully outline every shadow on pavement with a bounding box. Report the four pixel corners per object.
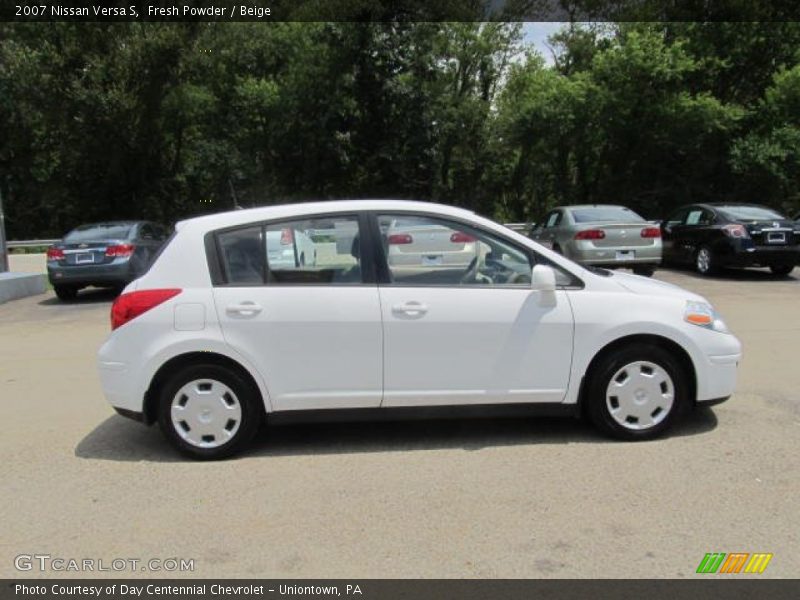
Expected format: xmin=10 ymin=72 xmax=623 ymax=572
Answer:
xmin=75 ymin=407 xmax=719 ymax=463
xmin=38 ymin=287 xmax=119 ymax=306
xmin=659 ymin=265 xmax=798 ymax=282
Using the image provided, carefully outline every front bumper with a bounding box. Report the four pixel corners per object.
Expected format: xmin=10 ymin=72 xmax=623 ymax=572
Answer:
xmin=697 ymin=352 xmax=741 ymax=403
xmin=716 ymin=242 xmax=800 ymax=267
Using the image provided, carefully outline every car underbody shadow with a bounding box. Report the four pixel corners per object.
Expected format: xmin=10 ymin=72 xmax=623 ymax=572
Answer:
xmin=75 ymin=406 xmax=718 ymax=462
xmin=38 ymin=286 xmax=119 ymax=306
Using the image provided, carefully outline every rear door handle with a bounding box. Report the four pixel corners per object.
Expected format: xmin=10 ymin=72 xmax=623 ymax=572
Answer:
xmin=226 ymin=302 xmax=263 ymax=316
xmin=392 ymin=301 xmax=428 ymax=316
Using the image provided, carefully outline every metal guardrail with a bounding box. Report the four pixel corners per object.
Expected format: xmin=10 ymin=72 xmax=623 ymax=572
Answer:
xmin=7 ymin=239 xmax=59 ymax=249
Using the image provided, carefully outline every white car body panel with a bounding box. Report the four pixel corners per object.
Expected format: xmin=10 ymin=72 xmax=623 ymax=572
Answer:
xmin=379 ymin=287 xmax=574 ymax=406
xmin=97 ymin=199 xmax=742 ymax=422
xmin=211 ymin=286 xmax=383 ymax=410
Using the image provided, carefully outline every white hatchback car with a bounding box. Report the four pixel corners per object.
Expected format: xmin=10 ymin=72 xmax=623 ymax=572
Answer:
xmin=98 ymin=200 xmax=742 ymax=459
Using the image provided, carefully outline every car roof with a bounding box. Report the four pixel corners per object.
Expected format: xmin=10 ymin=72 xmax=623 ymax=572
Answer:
xmin=552 ymin=204 xmax=630 ymax=211
xmin=175 ymin=199 xmax=477 ymax=232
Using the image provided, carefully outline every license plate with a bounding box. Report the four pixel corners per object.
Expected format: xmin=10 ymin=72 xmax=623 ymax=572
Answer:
xmin=422 ymin=255 xmax=443 ymax=266
xmin=767 ymin=232 xmax=786 ymax=244
xmin=75 ymin=253 xmax=94 ymax=264
xmin=615 ymin=250 xmax=634 ymax=261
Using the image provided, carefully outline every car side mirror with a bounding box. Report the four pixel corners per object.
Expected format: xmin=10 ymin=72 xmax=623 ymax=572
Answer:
xmin=531 ymin=265 xmax=557 ymax=306
xmin=531 ymin=265 xmax=556 ymax=292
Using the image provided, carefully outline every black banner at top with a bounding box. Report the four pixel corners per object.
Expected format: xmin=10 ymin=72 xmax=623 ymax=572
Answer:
xmin=3 ymin=0 xmax=800 ymax=23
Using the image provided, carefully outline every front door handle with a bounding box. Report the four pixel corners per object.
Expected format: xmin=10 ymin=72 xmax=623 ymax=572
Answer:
xmin=392 ymin=301 xmax=428 ymax=316
xmin=226 ymin=302 xmax=263 ymax=316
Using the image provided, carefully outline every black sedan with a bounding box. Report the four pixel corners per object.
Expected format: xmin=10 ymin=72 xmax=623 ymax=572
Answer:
xmin=661 ymin=203 xmax=800 ymax=276
xmin=46 ymin=221 xmax=171 ymax=300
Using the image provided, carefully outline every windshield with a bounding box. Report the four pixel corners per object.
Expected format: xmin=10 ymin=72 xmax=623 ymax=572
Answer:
xmin=718 ymin=205 xmax=785 ymax=221
xmin=64 ymin=223 xmax=133 ymax=242
xmin=570 ymin=207 xmax=645 ymax=224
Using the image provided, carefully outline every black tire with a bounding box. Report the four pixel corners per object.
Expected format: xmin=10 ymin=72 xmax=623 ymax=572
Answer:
xmin=552 ymin=244 xmax=563 ymax=255
xmin=157 ymin=363 xmax=263 ymax=460
xmin=694 ymin=245 xmax=717 ymax=276
xmin=54 ymin=285 xmax=79 ymax=301
xmin=585 ymin=343 xmax=690 ymax=441
xmin=769 ymin=263 xmax=794 ymax=277
xmin=632 ymin=265 xmax=656 ymax=277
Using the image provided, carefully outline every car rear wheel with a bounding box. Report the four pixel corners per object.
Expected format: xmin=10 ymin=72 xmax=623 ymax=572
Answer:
xmin=695 ymin=246 xmax=717 ymax=276
xmin=632 ymin=266 xmax=656 ymax=277
xmin=157 ymin=363 xmax=262 ymax=460
xmin=54 ymin=285 xmax=79 ymax=301
xmin=586 ymin=343 xmax=689 ymax=440
xmin=769 ymin=263 xmax=794 ymax=277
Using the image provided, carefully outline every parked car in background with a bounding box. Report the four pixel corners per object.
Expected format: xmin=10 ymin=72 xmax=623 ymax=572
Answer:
xmin=97 ymin=200 xmax=740 ymax=459
xmin=265 ymin=225 xmax=317 ymax=268
xmin=383 ymin=215 xmax=482 ymax=272
xmin=47 ymin=221 xmax=170 ymax=300
xmin=529 ymin=205 xmax=662 ymax=277
xmin=661 ymin=203 xmax=800 ymax=276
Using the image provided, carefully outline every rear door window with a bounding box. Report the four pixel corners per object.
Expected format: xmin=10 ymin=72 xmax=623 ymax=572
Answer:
xmin=218 ymin=227 xmax=266 ymax=285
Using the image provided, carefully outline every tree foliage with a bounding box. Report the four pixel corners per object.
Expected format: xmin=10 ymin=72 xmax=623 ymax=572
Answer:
xmin=0 ymin=21 xmax=799 ymax=238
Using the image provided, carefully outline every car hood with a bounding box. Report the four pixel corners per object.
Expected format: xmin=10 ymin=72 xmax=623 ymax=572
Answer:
xmin=610 ymin=270 xmax=706 ymax=302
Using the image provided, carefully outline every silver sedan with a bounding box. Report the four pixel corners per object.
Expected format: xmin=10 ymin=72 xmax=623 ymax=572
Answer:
xmin=530 ymin=205 xmax=662 ymax=276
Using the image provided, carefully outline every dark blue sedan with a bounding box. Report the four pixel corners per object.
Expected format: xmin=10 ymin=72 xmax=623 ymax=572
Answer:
xmin=47 ymin=221 xmax=170 ymax=300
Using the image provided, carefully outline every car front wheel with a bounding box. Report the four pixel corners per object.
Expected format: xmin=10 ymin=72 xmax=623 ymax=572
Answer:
xmin=586 ymin=344 xmax=689 ymax=440
xmin=157 ymin=363 xmax=262 ymax=459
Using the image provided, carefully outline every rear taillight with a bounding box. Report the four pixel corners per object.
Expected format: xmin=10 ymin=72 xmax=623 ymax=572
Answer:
xmin=280 ymin=228 xmax=294 ymax=245
xmin=722 ymin=224 xmax=749 ymax=239
xmin=111 ymin=289 xmax=181 ymax=330
xmin=388 ymin=233 xmax=413 ymax=245
xmin=105 ymin=243 xmax=135 ymax=258
xmin=574 ymin=229 xmax=606 ymax=240
xmin=46 ymin=246 xmax=65 ymax=260
xmin=640 ymin=227 xmax=661 ymax=238
xmin=450 ymin=231 xmax=477 ymax=243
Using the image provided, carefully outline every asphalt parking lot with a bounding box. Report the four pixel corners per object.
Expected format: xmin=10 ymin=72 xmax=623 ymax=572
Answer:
xmin=1 ymin=265 xmax=798 ymax=578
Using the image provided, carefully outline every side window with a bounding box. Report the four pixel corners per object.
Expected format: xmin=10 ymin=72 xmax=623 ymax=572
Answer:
xmin=698 ymin=209 xmax=714 ymax=226
xmin=544 ymin=211 xmax=562 ymax=228
xmin=264 ymin=215 xmax=362 ymax=285
xmin=665 ymin=209 xmax=687 ymax=228
xmin=139 ymin=224 xmax=155 ymax=240
xmin=218 ymin=227 xmax=265 ymax=285
xmin=377 ymin=214 xmax=532 ymax=287
xmin=685 ymin=209 xmax=704 ymax=226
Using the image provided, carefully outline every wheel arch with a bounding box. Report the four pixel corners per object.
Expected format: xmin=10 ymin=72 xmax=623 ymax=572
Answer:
xmin=143 ymin=352 xmax=266 ymax=425
xmin=577 ymin=334 xmax=697 ymax=414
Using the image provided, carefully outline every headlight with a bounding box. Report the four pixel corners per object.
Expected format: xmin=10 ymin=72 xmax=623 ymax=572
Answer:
xmin=684 ymin=300 xmax=730 ymax=334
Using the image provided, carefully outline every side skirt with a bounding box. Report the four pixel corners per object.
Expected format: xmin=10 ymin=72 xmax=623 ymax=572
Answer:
xmin=267 ymin=403 xmax=580 ymax=426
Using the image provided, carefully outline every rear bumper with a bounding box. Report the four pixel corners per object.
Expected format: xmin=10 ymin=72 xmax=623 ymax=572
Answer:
xmin=716 ymin=243 xmax=800 ymax=267
xmin=568 ymin=241 xmax=661 ymax=266
xmin=48 ymin=260 xmax=133 ymax=286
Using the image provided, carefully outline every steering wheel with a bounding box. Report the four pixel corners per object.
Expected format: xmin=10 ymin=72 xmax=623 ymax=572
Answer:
xmin=507 ymin=271 xmax=531 ymax=285
xmin=460 ymin=256 xmax=478 ymax=284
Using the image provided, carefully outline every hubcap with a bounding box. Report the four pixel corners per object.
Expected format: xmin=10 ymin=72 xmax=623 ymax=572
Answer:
xmin=606 ymin=361 xmax=674 ymax=431
xmin=170 ymin=379 xmax=242 ymax=448
xmin=697 ymin=249 xmax=711 ymax=273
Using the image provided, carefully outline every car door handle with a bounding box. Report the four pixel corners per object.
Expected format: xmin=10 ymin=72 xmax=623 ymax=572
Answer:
xmin=226 ymin=302 xmax=263 ymax=316
xmin=392 ymin=301 xmax=428 ymax=316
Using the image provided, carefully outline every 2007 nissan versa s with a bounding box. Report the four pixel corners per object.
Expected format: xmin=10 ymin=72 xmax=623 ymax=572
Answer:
xmin=98 ymin=200 xmax=742 ymax=459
